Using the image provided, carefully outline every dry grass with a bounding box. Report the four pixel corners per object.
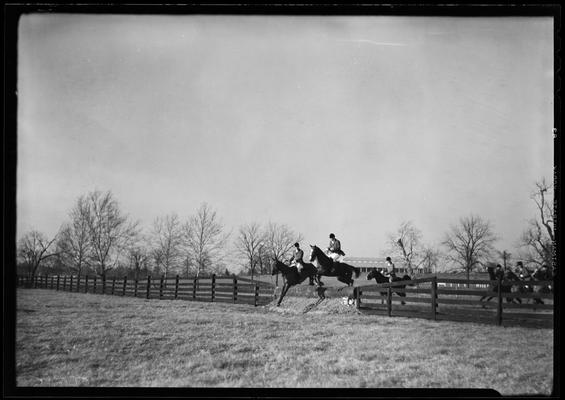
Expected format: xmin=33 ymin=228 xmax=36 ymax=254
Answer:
xmin=15 ymin=288 xmax=553 ymax=395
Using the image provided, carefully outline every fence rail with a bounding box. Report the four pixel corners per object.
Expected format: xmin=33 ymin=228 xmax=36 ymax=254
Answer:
xmin=356 ymin=276 xmax=554 ymax=326
xmin=17 ymin=274 xmax=554 ymax=327
xmin=17 ymin=274 xmax=275 ymax=307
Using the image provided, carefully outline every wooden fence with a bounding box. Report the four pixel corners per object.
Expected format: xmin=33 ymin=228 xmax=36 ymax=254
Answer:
xmin=17 ymin=274 xmax=554 ymax=327
xmin=17 ymin=274 xmax=276 ymax=307
xmin=356 ymin=276 xmax=554 ymax=326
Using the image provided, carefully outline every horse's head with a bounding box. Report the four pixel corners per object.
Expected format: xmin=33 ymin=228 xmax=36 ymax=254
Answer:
xmin=367 ymin=269 xmax=386 ymax=283
xmin=309 ymin=245 xmax=320 ymax=262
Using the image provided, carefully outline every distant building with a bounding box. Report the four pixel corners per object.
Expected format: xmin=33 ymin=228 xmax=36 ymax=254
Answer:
xmin=343 ymin=257 xmax=432 ymax=274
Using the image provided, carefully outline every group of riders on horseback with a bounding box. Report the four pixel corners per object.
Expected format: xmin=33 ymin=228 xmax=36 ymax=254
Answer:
xmin=272 ymin=232 xmax=554 ymax=307
xmin=286 ymin=233 xmax=399 ymax=285
xmin=482 ymin=261 xmax=555 ymax=305
xmin=271 ymin=233 xmax=405 ymax=306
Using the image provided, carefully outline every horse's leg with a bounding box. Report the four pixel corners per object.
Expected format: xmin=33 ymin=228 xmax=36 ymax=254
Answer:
xmin=314 ymin=274 xmax=322 ymax=287
xmin=398 ymin=289 xmax=406 ymax=305
xmin=277 ymin=283 xmax=288 ymax=306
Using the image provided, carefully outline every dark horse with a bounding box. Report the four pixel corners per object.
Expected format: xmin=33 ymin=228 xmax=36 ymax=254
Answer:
xmin=366 ymin=269 xmax=412 ymax=306
xmin=271 ymin=259 xmax=322 ymax=306
xmin=480 ymin=265 xmax=520 ymax=305
xmin=309 ymin=245 xmax=360 ymax=286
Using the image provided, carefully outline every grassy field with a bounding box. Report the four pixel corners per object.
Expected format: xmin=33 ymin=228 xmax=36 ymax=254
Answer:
xmin=15 ymin=288 xmax=554 ymax=395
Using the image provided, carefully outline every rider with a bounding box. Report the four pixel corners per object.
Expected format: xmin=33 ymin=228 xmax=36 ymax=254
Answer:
xmin=494 ymin=264 xmax=504 ymax=280
xmin=288 ymin=242 xmax=304 ymax=275
xmin=533 ymin=264 xmax=552 ymax=301
xmin=383 ymin=257 xmax=397 ymax=282
xmin=515 ymin=261 xmax=532 ymax=280
xmin=327 ymin=233 xmax=345 ymax=262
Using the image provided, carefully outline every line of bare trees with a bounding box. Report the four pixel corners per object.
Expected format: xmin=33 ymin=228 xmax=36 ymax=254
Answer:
xmin=17 ymin=191 xmax=232 ymax=281
xmin=17 ymin=178 xmax=555 ymax=282
xmin=381 ymin=178 xmax=555 ymax=283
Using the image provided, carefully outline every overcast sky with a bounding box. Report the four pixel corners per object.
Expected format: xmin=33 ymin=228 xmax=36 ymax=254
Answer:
xmin=17 ymin=14 xmax=554 ymax=259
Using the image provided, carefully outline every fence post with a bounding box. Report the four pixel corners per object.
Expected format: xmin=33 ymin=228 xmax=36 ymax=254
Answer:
xmin=93 ymin=276 xmax=97 ymax=294
xmin=159 ymin=275 xmax=164 ymax=299
xmin=102 ymin=276 xmax=106 ymax=295
xmin=254 ymin=284 xmax=259 ymax=307
xmin=84 ymin=276 xmax=89 ymax=293
xmin=134 ymin=279 xmax=138 ymax=298
xmin=50 ymin=275 xmax=54 ymax=290
xmin=76 ymin=275 xmax=81 ymax=292
xmin=211 ymin=274 xmax=216 ymax=302
xmin=193 ymin=278 xmax=197 ymax=300
xmin=44 ymin=275 xmax=48 ymax=289
xmin=497 ymin=275 xmax=503 ymax=326
xmin=146 ymin=275 xmax=151 ymax=299
xmin=111 ymin=278 xmax=116 ymax=295
xmin=233 ymin=277 xmax=237 ymax=303
xmin=56 ymin=275 xmax=60 ymax=291
xmin=431 ymin=276 xmax=438 ymax=320
xmin=122 ymin=276 xmax=127 ymax=296
xmin=174 ymin=275 xmax=179 ymax=300
xmin=387 ymin=285 xmax=392 ymax=317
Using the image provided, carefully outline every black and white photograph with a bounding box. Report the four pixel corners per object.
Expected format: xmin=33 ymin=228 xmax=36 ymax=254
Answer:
xmin=6 ymin=4 xmax=558 ymax=397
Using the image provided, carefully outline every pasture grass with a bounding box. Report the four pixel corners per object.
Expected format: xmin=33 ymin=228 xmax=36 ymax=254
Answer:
xmin=15 ymin=289 xmax=553 ymax=395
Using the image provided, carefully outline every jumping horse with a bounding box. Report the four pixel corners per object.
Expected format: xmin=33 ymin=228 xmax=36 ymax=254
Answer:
xmin=271 ymin=259 xmax=322 ymax=306
xmin=366 ymin=269 xmax=412 ymax=305
xmin=309 ymin=245 xmax=361 ymax=287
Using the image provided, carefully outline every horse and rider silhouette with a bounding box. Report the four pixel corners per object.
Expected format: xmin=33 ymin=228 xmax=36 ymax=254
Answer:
xmin=366 ymin=269 xmax=412 ymax=305
xmin=309 ymin=245 xmax=361 ymax=286
xmin=270 ymin=245 xmax=361 ymax=306
xmin=480 ymin=265 xmax=521 ymax=305
xmin=271 ymin=259 xmax=322 ymax=307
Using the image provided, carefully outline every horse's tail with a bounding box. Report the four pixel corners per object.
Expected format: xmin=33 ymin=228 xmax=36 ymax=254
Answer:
xmin=354 ymin=266 xmax=360 ymax=278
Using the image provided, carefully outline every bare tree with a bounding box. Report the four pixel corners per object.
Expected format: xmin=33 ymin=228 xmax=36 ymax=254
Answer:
xmin=150 ymin=213 xmax=184 ymax=279
xmin=56 ymin=195 xmax=92 ymax=276
xmin=183 ymin=203 xmax=230 ymax=278
xmin=263 ymin=221 xmax=303 ymax=263
xmin=126 ymin=232 xmax=150 ymax=281
xmin=234 ymin=222 xmax=265 ymax=280
xmin=84 ymin=190 xmax=139 ymax=280
xmin=497 ymin=249 xmax=512 ymax=271
xmin=518 ymin=178 xmax=554 ymax=269
xmin=420 ymin=245 xmax=443 ymax=274
xmin=443 ymin=214 xmax=498 ymax=286
xmin=17 ymin=230 xmax=60 ymax=280
xmin=386 ymin=221 xmax=423 ymax=275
